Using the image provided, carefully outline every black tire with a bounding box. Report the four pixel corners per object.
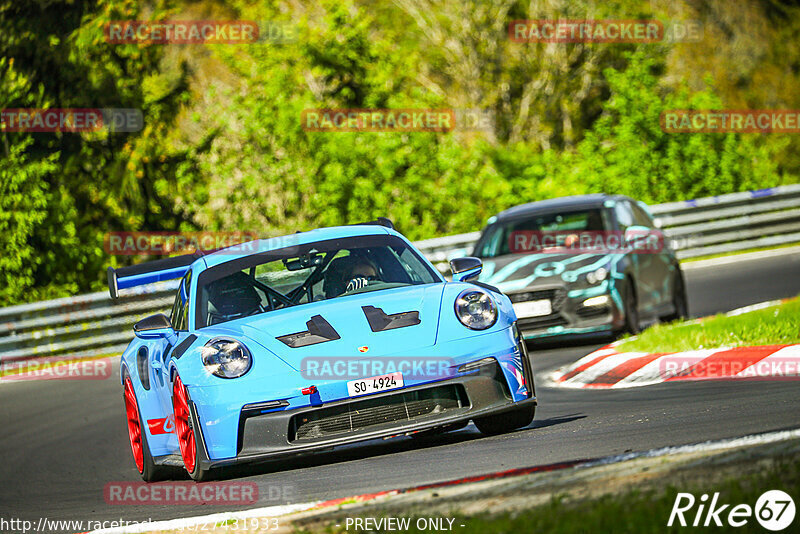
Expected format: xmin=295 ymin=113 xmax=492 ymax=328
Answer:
xmin=138 ymin=414 xmax=172 ymax=482
xmin=474 ymin=405 xmax=535 ymax=435
xmin=172 ymin=374 xmax=216 ymax=482
xmin=184 ymin=423 xmax=216 ymax=482
xmin=623 ymin=279 xmax=640 ymax=335
xmin=122 ymin=369 xmax=171 ymax=482
xmin=663 ymin=271 xmax=688 ymax=322
xmin=184 ymin=440 xmax=219 ymax=482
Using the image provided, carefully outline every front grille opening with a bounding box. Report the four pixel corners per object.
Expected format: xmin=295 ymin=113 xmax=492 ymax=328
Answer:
xmin=508 ymin=288 xmax=567 ymax=310
xmin=518 ymin=313 xmax=569 ymax=330
xmin=290 ymin=384 xmax=467 ymax=442
xmin=577 ymin=305 xmax=609 ymax=319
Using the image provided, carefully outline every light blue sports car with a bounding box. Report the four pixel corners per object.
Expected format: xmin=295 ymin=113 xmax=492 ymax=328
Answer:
xmin=110 ymin=219 xmax=536 ymax=481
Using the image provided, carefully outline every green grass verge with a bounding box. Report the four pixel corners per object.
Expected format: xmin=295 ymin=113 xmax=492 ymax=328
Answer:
xmin=614 ymin=297 xmax=800 ymax=353
xmin=301 ymin=456 xmax=800 ymax=534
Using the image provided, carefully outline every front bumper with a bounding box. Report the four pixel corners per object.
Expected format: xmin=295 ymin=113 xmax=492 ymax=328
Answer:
xmin=185 ymin=327 xmax=534 ymax=467
xmin=191 ymin=358 xmax=535 ymax=471
xmin=510 ymin=283 xmax=625 ymax=339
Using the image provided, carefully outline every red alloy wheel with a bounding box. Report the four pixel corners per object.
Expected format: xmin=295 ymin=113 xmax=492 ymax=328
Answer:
xmin=172 ymin=374 xmax=196 ymax=473
xmin=123 ymin=376 xmax=144 ymax=473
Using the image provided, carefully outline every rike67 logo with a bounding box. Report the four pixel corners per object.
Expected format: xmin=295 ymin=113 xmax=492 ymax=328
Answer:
xmin=669 ymin=490 xmax=796 ymax=530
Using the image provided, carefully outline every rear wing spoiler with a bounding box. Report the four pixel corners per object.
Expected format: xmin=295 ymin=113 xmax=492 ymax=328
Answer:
xmin=107 ymin=252 xmax=202 ymax=299
xmin=354 ymin=217 xmax=394 ymax=230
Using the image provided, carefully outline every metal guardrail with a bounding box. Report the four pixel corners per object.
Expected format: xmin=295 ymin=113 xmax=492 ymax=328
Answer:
xmin=0 ymin=282 xmax=176 ymax=365
xmin=1 ymin=185 xmax=798 ymax=366
xmin=651 ymin=184 xmax=800 ymax=259
xmin=417 ymin=184 xmax=800 ymax=264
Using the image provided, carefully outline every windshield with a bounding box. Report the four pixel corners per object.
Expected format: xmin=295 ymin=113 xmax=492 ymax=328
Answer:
xmin=195 ymin=234 xmax=441 ymax=328
xmin=475 ymin=208 xmax=608 ymax=258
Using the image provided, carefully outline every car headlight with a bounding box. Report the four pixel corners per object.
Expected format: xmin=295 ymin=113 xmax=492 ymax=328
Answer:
xmin=201 ymin=338 xmax=252 ymax=378
xmin=455 ymin=289 xmax=498 ymax=330
xmin=586 ymin=267 xmax=608 ymax=285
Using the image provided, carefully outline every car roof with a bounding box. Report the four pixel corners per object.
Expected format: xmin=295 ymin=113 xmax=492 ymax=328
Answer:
xmin=493 ymin=194 xmax=631 ymax=222
xmin=192 ymin=224 xmax=394 ymax=271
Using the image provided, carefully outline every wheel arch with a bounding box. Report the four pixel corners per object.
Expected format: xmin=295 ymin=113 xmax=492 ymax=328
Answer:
xmin=120 ymin=362 xmax=131 ymax=384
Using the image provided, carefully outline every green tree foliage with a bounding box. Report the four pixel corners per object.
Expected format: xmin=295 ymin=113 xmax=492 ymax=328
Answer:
xmin=568 ymin=49 xmax=783 ymax=202
xmin=0 ymin=0 xmax=194 ymax=304
xmin=0 ymin=0 xmax=797 ymax=306
xmin=0 ymin=57 xmax=59 ymax=303
xmin=0 ymin=135 xmax=59 ymax=304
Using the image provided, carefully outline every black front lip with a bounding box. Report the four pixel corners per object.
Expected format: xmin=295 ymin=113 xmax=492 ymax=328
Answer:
xmin=192 ymin=372 xmax=536 ymax=471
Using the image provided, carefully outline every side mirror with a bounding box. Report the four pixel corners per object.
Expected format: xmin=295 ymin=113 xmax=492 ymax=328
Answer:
xmin=624 ymin=225 xmax=663 ymax=252
xmin=134 ymin=313 xmax=178 ymax=344
xmin=450 ymin=257 xmax=483 ymax=282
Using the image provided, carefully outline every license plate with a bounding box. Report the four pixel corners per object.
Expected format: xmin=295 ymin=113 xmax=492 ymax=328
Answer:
xmin=347 ymin=372 xmax=404 ymax=397
xmin=513 ymin=299 xmax=552 ymax=318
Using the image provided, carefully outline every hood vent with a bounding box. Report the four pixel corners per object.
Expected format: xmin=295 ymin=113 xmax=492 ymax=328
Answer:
xmin=277 ymin=315 xmax=341 ymax=348
xmin=362 ymin=305 xmax=420 ymax=332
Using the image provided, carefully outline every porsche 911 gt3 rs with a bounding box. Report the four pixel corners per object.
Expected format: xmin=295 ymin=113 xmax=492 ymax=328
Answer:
xmin=111 ymin=219 xmax=536 ymax=481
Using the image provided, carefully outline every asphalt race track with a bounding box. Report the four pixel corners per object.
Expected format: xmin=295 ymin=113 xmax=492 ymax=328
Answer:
xmin=2 ymin=251 xmax=800 ymax=532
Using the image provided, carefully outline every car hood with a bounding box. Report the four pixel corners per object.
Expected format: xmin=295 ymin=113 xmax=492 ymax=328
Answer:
xmin=206 ymin=284 xmax=447 ymax=372
xmin=479 ymin=253 xmax=614 ymax=293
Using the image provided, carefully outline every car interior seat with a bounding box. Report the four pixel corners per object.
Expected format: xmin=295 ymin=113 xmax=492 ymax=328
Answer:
xmin=206 ymin=271 xmax=263 ymax=325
